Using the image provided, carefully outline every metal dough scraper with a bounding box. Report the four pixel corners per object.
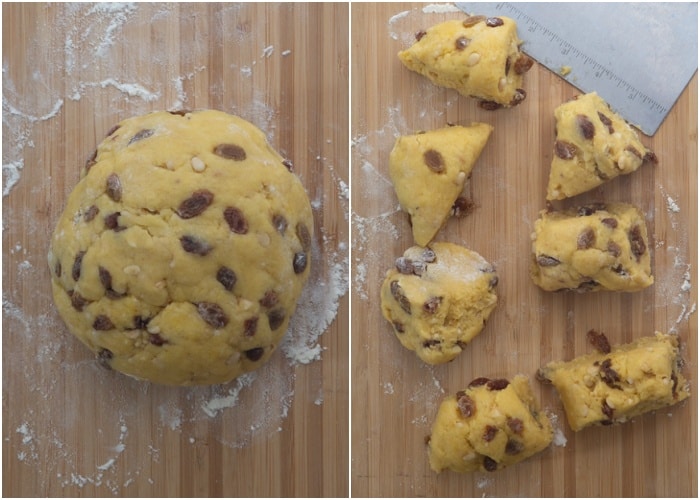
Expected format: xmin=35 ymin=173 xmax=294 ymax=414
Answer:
xmin=454 ymin=2 xmax=698 ymax=135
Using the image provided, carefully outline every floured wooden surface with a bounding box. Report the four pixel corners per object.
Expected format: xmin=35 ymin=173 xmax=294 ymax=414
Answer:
xmin=3 ymin=3 xmax=348 ymax=497
xmin=351 ymin=3 xmax=696 ymax=497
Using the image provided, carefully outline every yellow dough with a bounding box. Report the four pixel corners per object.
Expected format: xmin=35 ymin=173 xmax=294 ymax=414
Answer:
xmin=380 ymin=242 xmax=498 ymax=364
xmin=547 ymin=92 xmax=658 ymax=200
xmin=538 ymin=332 xmax=690 ymax=431
xmin=48 ymin=110 xmax=313 ymax=386
xmin=398 ymin=16 xmax=533 ymax=108
xmin=530 ymin=202 xmax=653 ymax=292
xmin=428 ymin=375 xmax=553 ymax=473
xmin=389 ymin=124 xmax=492 ymax=246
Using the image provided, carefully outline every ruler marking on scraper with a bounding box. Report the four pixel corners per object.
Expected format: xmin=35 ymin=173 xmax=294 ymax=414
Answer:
xmin=454 ymin=2 xmax=698 ymax=135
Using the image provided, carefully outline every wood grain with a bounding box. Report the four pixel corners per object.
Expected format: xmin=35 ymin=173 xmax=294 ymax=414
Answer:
xmin=351 ymin=3 xmax=697 ymax=497
xmin=2 ymin=3 xmax=348 ymax=497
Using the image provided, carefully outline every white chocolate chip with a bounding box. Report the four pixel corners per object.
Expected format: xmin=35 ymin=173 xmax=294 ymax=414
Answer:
xmin=257 ymin=232 xmax=271 ymax=247
xmin=191 ymin=156 xmax=206 ymax=172
xmin=123 ymin=264 xmax=141 ymax=275
xmin=467 ymin=52 xmax=481 ymax=66
xmin=147 ymin=324 xmax=161 ymax=334
xmin=498 ymin=77 xmax=507 ymax=92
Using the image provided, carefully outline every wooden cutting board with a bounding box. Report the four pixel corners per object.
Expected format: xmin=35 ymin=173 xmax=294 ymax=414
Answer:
xmin=2 ymin=3 xmax=348 ymax=497
xmin=351 ymin=3 xmax=697 ymax=497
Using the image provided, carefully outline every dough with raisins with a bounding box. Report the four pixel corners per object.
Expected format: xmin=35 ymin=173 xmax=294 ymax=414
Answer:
xmin=389 ymin=123 xmax=492 ymax=246
xmin=398 ymin=16 xmax=533 ymax=108
xmin=538 ymin=332 xmax=689 ymax=431
xmin=428 ymin=375 xmax=553 ymax=473
xmin=547 ymin=92 xmax=658 ymax=200
xmin=530 ymin=202 xmax=653 ymax=292
xmin=380 ymin=242 xmax=498 ymax=364
xmin=48 ymin=110 xmax=314 ymax=386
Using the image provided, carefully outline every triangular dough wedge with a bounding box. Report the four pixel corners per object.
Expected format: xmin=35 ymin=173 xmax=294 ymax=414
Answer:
xmin=547 ymin=92 xmax=658 ymax=200
xmin=389 ymin=123 xmax=493 ymax=246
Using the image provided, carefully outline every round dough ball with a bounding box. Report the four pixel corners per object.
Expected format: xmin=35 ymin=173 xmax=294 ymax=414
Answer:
xmin=48 ymin=110 xmax=314 ymax=386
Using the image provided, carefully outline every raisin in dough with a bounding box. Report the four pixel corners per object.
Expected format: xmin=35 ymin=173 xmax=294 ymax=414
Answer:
xmin=380 ymin=242 xmax=498 ymax=364
xmin=547 ymin=92 xmax=658 ymax=200
xmin=538 ymin=332 xmax=689 ymax=431
xmin=428 ymin=375 xmax=553 ymax=473
xmin=389 ymin=124 xmax=492 ymax=246
xmin=48 ymin=110 xmax=313 ymax=386
xmin=398 ymin=16 xmax=533 ymax=108
xmin=530 ymin=202 xmax=653 ymax=292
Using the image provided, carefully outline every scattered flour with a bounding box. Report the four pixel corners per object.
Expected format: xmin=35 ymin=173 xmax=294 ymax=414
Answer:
xmin=422 ymin=3 xmax=462 ymax=14
xmin=261 ymin=45 xmax=274 ymax=58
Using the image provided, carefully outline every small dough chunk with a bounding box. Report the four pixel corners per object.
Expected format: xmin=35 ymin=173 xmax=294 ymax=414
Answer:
xmin=398 ymin=16 xmax=533 ymax=108
xmin=48 ymin=110 xmax=313 ymax=386
xmin=380 ymin=242 xmax=498 ymax=364
xmin=389 ymin=123 xmax=492 ymax=246
xmin=428 ymin=375 xmax=553 ymax=473
xmin=538 ymin=332 xmax=690 ymax=432
xmin=530 ymin=202 xmax=653 ymax=292
xmin=547 ymin=92 xmax=658 ymax=200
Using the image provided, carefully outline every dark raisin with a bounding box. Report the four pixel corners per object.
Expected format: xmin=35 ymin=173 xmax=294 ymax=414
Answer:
xmin=411 ymin=261 xmax=427 ymax=276
xmin=487 ymin=379 xmax=510 ymax=391
xmin=577 ymin=227 xmax=596 ymax=249
xmin=462 ymin=15 xmax=485 ymax=27
xmin=104 ymin=212 xmax=125 ymax=231
xmin=576 ymin=279 xmax=599 ymax=291
xmin=452 ymin=197 xmax=475 ymax=218
xmin=455 ymin=36 xmax=470 ymax=50
xmin=390 ymin=281 xmax=411 ymax=314
xmin=259 ymin=290 xmax=279 ymax=308
xmin=513 ymin=54 xmax=534 ymax=74
xmin=505 ymin=439 xmax=524 ymax=455
xmin=536 ymin=255 xmax=561 ymax=267
xmin=177 ymin=190 xmax=214 ymax=219
xmin=72 ymin=251 xmax=86 ymax=281
xmin=607 ymin=241 xmax=622 ymax=257
xmin=423 ymin=149 xmax=445 ymax=173
xmin=197 ymin=302 xmax=229 ymax=328
xmin=97 ymin=348 xmax=113 ymax=369
xmin=422 ymin=249 xmax=436 ymax=263
xmin=54 ymin=260 xmax=62 ymax=278
xmin=245 ymin=347 xmax=265 ymax=361
xmin=577 ymin=203 xmax=606 ymax=216
xmin=599 ymin=358 xmax=622 ymax=389
xmin=483 ymin=425 xmax=498 ymax=442
xmin=483 ymin=456 xmax=498 ymax=472
xmin=485 ymin=17 xmax=504 ymax=27
xmin=601 ymin=217 xmax=618 ymax=229
xmin=84 ymin=205 xmax=99 ymax=222
xmin=293 ymin=252 xmax=308 ymax=274
xmin=224 ymin=206 xmax=248 ymax=234
xmin=510 ymin=88 xmax=526 ymax=106
xmin=422 ymin=296 xmax=442 ymax=314
xmin=296 ymin=222 xmax=312 ymax=251
xmin=587 ymin=329 xmax=611 ymax=354
xmin=149 ymin=333 xmax=167 ymax=346
xmin=597 ymin=112 xmax=615 ymax=134
xmin=244 ymin=317 xmax=258 ymax=337
xmin=577 ymin=114 xmax=595 ymax=140
xmin=625 ymin=145 xmax=643 ymax=159
xmin=213 ymin=143 xmax=246 ymax=161
xmin=479 ymin=100 xmax=502 ymax=111
xmin=415 ymin=30 xmax=427 ymax=41
xmin=612 ymin=263 xmax=628 ymax=276
xmin=643 ymin=151 xmax=658 ymax=165
xmin=423 ymin=339 xmax=441 ymax=348
xmin=180 ymin=235 xmax=212 ymax=256
xmin=628 ymin=225 xmax=646 ymax=261
xmin=601 ymin=400 xmax=614 ymax=421
xmin=133 ymin=316 xmax=150 ymax=329
xmin=69 ymin=290 xmax=89 ymax=311
xmin=268 ymin=309 xmax=286 ymax=330
xmin=93 ymin=315 xmax=115 ymax=331
xmin=507 ymin=417 xmax=524 ymax=435
xmin=128 ymin=129 xmax=154 ymax=145
xmin=282 ymin=159 xmax=294 ymax=172
xmin=392 ymin=321 xmax=405 ymax=333
xmin=455 ymin=391 xmax=475 ymax=418
xmin=98 ymin=266 xmax=113 ymax=290
xmin=216 ymin=266 xmax=237 ymax=291
xmin=273 ymin=214 xmax=288 ymax=235
xmin=554 ymin=140 xmax=577 ymax=160
xmin=468 ymin=377 xmax=491 ymax=388
xmin=504 ymin=56 xmax=511 ymax=75
xmin=395 ymin=257 xmax=414 ymax=275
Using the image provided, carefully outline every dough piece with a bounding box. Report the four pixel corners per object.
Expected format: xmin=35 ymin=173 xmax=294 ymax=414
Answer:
xmin=530 ymin=202 xmax=653 ymax=292
xmin=380 ymin=242 xmax=498 ymax=364
xmin=547 ymin=92 xmax=658 ymax=200
xmin=48 ymin=110 xmax=314 ymax=386
xmin=389 ymin=123 xmax=492 ymax=246
xmin=538 ymin=331 xmax=690 ymax=432
xmin=398 ymin=16 xmax=533 ymax=108
xmin=428 ymin=375 xmax=553 ymax=473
